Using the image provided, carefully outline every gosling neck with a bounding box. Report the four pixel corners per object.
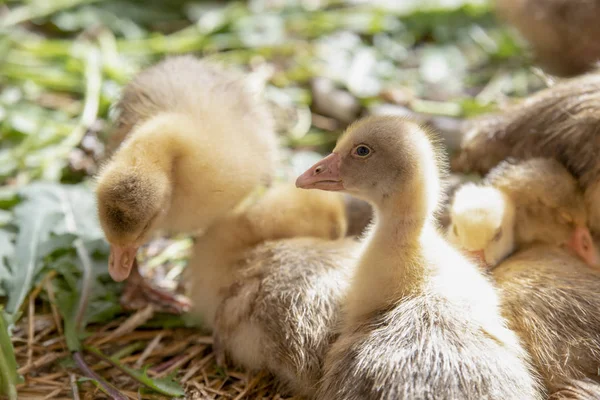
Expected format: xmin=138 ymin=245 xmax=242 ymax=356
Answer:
xmin=116 ymin=112 xmax=194 ymax=172
xmin=109 ymin=112 xmax=200 ymax=231
xmin=344 ymin=179 xmax=440 ymax=324
xmin=371 ymin=173 xmax=439 ymax=247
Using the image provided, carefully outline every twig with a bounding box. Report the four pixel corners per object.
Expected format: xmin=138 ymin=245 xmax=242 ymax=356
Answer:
xmin=203 ymin=385 xmax=233 ymax=398
xmin=84 ymin=320 xmax=123 ymax=343
xmin=70 ymin=374 xmax=80 ymax=400
xmin=134 ymin=332 xmax=164 ymax=369
xmin=181 ymin=353 xmax=214 ymax=383
xmin=88 ymin=330 xmax=170 ymax=346
xmin=28 ymin=371 xmax=66 ymax=382
xmin=72 ymin=351 xmax=127 ymax=400
xmin=44 ymin=279 xmax=64 ymax=337
xmin=96 ymin=305 xmax=154 ymax=346
xmin=27 ymin=376 xmax=64 ymax=387
xmin=152 ymin=345 xmax=204 ymax=378
xmin=17 ymin=351 xmax=68 ymax=375
xmin=27 ymin=294 xmax=35 ymax=367
xmin=137 ymin=333 xmax=195 ymax=358
xmin=41 ymin=387 xmax=63 ymax=400
xmin=196 ymin=336 xmax=214 ymax=345
xmin=33 ymin=324 xmax=57 ymax=343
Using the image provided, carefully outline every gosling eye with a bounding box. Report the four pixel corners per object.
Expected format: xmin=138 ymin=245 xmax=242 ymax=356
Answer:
xmin=493 ymin=228 xmax=503 ymax=242
xmin=453 ymin=224 xmax=459 ymax=237
xmin=352 ymin=144 xmax=373 ymax=158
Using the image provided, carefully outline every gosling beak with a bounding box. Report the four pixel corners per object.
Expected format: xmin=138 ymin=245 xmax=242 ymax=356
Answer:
xmin=108 ymin=245 xmax=138 ymax=282
xmin=468 ymin=249 xmax=488 ymax=268
xmin=566 ymin=226 xmax=599 ymax=268
xmin=295 ymin=153 xmax=344 ymax=191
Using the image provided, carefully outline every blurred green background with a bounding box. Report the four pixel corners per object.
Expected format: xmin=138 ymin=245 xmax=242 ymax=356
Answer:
xmin=0 ymin=0 xmax=541 ymax=186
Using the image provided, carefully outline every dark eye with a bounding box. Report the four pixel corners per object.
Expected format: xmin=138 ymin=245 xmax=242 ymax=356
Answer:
xmin=493 ymin=228 xmax=503 ymax=242
xmin=354 ymin=145 xmax=372 ymax=158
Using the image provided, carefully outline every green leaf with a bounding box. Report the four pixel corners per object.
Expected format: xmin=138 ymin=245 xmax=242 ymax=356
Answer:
xmin=85 ymin=346 xmax=185 ymax=397
xmin=127 ymin=367 xmax=185 ymax=398
xmin=38 ymin=233 xmax=78 ymax=259
xmin=140 ymin=313 xmax=192 ymax=329
xmin=50 ymin=252 xmax=122 ymax=350
xmin=458 ymin=98 xmax=498 ymax=117
xmin=84 ymin=290 xmax=122 ymax=325
xmin=0 ymin=229 xmax=15 ymax=297
xmin=0 ymin=308 xmax=22 ymax=400
xmin=5 ymin=190 xmax=64 ymax=315
xmin=43 ymin=183 xmax=104 ymax=243
xmin=55 ymin=285 xmax=80 ymax=351
xmin=0 ymin=187 xmax=19 ymax=210
xmin=4 ymin=182 xmax=106 ymax=317
xmin=72 ymin=351 xmax=128 ymax=400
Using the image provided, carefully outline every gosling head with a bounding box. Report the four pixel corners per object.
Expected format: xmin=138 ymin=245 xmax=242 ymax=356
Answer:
xmin=448 ymin=184 xmax=516 ymax=268
xmin=96 ymin=166 xmax=171 ymax=282
xmin=295 ymin=116 xmax=443 ymax=217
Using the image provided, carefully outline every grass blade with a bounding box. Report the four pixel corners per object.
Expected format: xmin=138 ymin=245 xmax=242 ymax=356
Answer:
xmin=0 ymin=309 xmax=22 ymax=400
xmin=72 ymin=351 xmax=127 ymax=400
xmin=85 ymin=346 xmax=185 ymax=397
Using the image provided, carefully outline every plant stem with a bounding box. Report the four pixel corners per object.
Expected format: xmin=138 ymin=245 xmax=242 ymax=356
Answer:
xmin=84 ymin=345 xmax=185 ymax=397
xmin=72 ymin=351 xmax=127 ymax=400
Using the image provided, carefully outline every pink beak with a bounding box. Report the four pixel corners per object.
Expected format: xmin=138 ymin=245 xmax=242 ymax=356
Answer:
xmin=109 ymin=245 xmax=139 ymax=282
xmin=295 ymin=153 xmax=344 ymax=191
xmin=565 ymin=226 xmax=599 ymax=268
xmin=468 ymin=249 xmax=488 ymax=268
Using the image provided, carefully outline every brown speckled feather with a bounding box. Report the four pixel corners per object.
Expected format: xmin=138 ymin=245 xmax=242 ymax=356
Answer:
xmin=452 ymin=73 xmax=600 ymax=233
xmin=214 ymin=238 xmax=357 ymax=398
xmin=105 ymin=55 xmax=269 ymax=157
xmin=484 ymin=158 xmax=586 ymax=245
xmin=496 ymin=0 xmax=600 ymax=76
xmin=548 ymin=378 xmax=600 ymax=400
xmin=494 ymin=245 xmax=600 ymax=393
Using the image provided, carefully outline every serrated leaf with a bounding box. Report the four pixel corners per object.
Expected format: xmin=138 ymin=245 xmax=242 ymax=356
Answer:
xmin=5 ymin=193 xmax=64 ymax=315
xmin=51 ymin=252 xmax=122 ymax=350
xmin=4 ymin=182 xmax=105 ymax=317
xmin=38 ymin=233 xmax=77 ymax=259
xmin=55 ymin=286 xmax=80 ymax=351
xmin=85 ymin=291 xmax=122 ymax=325
xmin=49 ymin=184 xmax=104 ymax=243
